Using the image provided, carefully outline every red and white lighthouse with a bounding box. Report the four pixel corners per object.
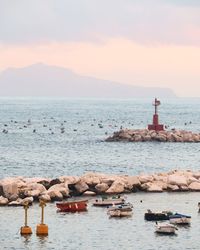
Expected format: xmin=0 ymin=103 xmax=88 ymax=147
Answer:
xmin=148 ymin=98 xmax=164 ymax=131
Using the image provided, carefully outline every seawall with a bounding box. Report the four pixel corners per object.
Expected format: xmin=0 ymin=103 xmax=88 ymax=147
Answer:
xmin=106 ymin=129 xmax=200 ymax=142
xmin=1 ymin=170 xmax=200 ymax=206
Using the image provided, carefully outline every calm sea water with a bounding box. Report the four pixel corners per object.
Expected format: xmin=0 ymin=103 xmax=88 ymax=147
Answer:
xmin=1 ymin=192 xmax=200 ymax=250
xmin=0 ymin=97 xmax=200 ymax=178
xmin=1 ymin=97 xmax=200 ymax=250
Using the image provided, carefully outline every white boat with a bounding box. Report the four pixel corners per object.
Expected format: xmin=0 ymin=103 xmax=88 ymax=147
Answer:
xmin=155 ymin=223 xmax=178 ymax=235
xmin=107 ymin=202 xmax=133 ymax=217
xmin=108 ymin=209 xmax=132 ymax=217
xmin=92 ymin=195 xmax=125 ymax=207
xmin=169 ymin=213 xmax=191 ymax=225
xmin=107 ymin=202 xmax=133 ymax=212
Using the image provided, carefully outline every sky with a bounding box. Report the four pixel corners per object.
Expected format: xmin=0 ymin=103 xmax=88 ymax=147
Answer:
xmin=0 ymin=0 xmax=200 ymax=97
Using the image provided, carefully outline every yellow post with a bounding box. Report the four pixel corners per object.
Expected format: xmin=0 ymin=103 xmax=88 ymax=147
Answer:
xmin=20 ymin=201 xmax=32 ymax=235
xmin=36 ymin=200 xmax=48 ymax=236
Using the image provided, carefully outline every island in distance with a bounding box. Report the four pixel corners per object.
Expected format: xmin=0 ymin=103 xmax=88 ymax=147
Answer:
xmin=0 ymin=63 xmax=176 ymax=98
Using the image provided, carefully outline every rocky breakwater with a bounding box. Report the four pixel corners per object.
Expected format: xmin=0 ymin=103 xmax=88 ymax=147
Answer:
xmin=106 ymin=129 xmax=200 ymax=142
xmin=1 ymin=170 xmax=200 ymax=206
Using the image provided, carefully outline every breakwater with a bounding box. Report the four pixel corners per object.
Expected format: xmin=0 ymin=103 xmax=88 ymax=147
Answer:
xmin=1 ymin=170 xmax=200 ymax=206
xmin=106 ymin=129 xmax=200 ymax=142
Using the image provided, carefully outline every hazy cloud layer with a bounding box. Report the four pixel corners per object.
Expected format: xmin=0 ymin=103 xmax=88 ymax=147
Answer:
xmin=0 ymin=0 xmax=200 ymax=45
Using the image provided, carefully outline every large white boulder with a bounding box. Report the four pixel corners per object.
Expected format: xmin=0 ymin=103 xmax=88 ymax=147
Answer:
xmin=2 ymin=182 xmax=18 ymax=199
xmin=81 ymin=173 xmax=100 ymax=186
xmin=0 ymin=196 xmax=9 ymax=205
xmin=82 ymin=191 xmax=96 ymax=196
xmin=8 ymin=198 xmax=23 ymax=206
xmin=106 ymin=180 xmax=125 ymax=194
xmin=74 ymin=180 xmax=89 ymax=194
xmin=188 ymin=182 xmax=200 ymax=191
xmin=147 ymin=183 xmax=163 ymax=192
xmin=168 ymin=174 xmax=188 ymax=186
xmin=59 ymin=176 xmax=80 ymax=185
xmin=167 ymin=184 xmax=180 ymax=191
xmin=193 ymin=172 xmax=200 ymax=179
xmin=25 ymin=189 xmax=41 ymax=198
xmin=139 ymin=175 xmax=154 ymax=184
xmin=26 ymin=183 xmax=46 ymax=193
xmin=39 ymin=193 xmax=51 ymax=202
xmin=95 ymin=183 xmax=109 ymax=193
xmin=48 ymin=183 xmax=69 ymax=197
xmin=153 ymin=175 xmax=168 ymax=183
xmin=122 ymin=176 xmax=141 ymax=191
xmin=187 ymin=177 xmax=199 ymax=185
xmin=47 ymin=190 xmax=63 ymax=201
xmin=21 ymin=197 xmax=34 ymax=205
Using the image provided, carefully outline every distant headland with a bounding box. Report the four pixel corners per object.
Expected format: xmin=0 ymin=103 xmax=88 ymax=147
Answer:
xmin=0 ymin=63 xmax=176 ymax=98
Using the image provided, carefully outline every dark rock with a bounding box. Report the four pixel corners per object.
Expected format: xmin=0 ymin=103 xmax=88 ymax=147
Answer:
xmin=38 ymin=180 xmax=51 ymax=190
xmin=49 ymin=178 xmax=62 ymax=188
xmin=0 ymin=185 xmax=4 ymax=196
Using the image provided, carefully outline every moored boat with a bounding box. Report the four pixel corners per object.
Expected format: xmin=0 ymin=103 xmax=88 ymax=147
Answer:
xmin=107 ymin=202 xmax=133 ymax=212
xmin=56 ymin=199 xmax=88 ymax=212
xmin=169 ymin=213 xmax=191 ymax=225
xmin=155 ymin=222 xmax=178 ymax=235
xmin=92 ymin=195 xmax=125 ymax=207
xmin=107 ymin=202 xmax=133 ymax=217
xmin=144 ymin=210 xmax=173 ymax=221
xmin=108 ymin=209 xmax=133 ymax=217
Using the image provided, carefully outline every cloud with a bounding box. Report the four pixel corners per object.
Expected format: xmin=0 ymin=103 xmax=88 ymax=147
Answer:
xmin=0 ymin=0 xmax=200 ymax=46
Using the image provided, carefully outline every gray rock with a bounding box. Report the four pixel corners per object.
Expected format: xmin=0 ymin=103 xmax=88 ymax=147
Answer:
xmin=75 ymin=180 xmax=89 ymax=194
xmin=95 ymin=183 xmax=109 ymax=193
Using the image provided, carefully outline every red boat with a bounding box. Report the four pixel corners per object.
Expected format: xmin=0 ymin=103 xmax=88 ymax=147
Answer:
xmin=56 ymin=199 xmax=88 ymax=212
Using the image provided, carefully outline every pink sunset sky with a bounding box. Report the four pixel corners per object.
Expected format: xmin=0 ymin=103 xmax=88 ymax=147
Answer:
xmin=0 ymin=0 xmax=200 ymax=97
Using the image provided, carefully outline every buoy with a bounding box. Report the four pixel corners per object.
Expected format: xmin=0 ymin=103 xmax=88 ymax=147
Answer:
xmin=20 ymin=201 xmax=32 ymax=235
xmin=36 ymin=200 xmax=48 ymax=236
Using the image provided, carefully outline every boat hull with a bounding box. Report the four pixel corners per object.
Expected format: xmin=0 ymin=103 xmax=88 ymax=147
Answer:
xmin=169 ymin=217 xmax=191 ymax=225
xmin=56 ymin=200 xmax=88 ymax=212
xmin=169 ymin=213 xmax=191 ymax=225
xmin=145 ymin=213 xmax=170 ymax=221
xmin=93 ymin=198 xmax=125 ymax=207
xmin=108 ymin=210 xmax=132 ymax=217
xmin=155 ymin=224 xmax=177 ymax=235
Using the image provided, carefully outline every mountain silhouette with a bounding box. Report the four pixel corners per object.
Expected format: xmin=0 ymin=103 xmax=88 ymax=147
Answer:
xmin=0 ymin=63 xmax=176 ymax=98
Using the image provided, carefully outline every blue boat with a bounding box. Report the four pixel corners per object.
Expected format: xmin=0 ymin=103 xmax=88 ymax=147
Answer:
xmin=169 ymin=213 xmax=191 ymax=225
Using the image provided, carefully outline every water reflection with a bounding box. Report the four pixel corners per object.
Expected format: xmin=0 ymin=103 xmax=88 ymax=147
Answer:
xmin=37 ymin=235 xmax=48 ymax=244
xmin=21 ymin=234 xmax=32 ymax=246
xmin=0 ymin=192 xmax=200 ymax=249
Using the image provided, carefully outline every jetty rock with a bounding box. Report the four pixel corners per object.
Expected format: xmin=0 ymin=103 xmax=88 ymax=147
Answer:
xmin=106 ymin=129 xmax=200 ymax=143
xmin=1 ymin=170 xmax=200 ymax=205
xmin=0 ymin=196 xmax=9 ymax=205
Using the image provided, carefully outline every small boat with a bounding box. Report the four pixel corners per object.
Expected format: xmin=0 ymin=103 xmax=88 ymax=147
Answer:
xmin=56 ymin=199 xmax=88 ymax=212
xmin=107 ymin=203 xmax=133 ymax=217
xmin=155 ymin=222 xmax=178 ymax=235
xmin=145 ymin=210 xmax=173 ymax=221
xmin=108 ymin=209 xmax=133 ymax=217
xmin=107 ymin=202 xmax=133 ymax=212
xmin=169 ymin=213 xmax=191 ymax=225
xmin=92 ymin=195 xmax=125 ymax=207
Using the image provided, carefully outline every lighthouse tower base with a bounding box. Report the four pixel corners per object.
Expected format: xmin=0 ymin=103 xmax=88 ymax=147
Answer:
xmin=148 ymin=114 xmax=164 ymax=131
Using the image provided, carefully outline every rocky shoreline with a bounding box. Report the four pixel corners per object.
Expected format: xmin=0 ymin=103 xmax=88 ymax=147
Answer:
xmin=1 ymin=170 xmax=200 ymax=206
xmin=106 ymin=129 xmax=200 ymax=142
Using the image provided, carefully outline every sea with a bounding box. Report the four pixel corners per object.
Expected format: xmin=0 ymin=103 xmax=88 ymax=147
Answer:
xmin=0 ymin=97 xmax=200 ymax=250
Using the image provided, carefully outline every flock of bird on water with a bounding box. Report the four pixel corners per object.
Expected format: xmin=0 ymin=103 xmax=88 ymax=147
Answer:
xmin=1 ymin=118 xmax=193 ymax=135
